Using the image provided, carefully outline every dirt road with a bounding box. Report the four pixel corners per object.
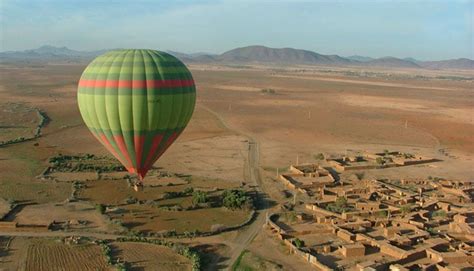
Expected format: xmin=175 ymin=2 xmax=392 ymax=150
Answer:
xmin=222 ymin=138 xmax=269 ymax=270
xmin=198 ymin=105 xmax=272 ymax=270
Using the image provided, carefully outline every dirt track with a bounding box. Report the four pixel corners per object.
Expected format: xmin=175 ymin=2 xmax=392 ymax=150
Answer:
xmin=200 ymin=105 xmax=272 ymax=270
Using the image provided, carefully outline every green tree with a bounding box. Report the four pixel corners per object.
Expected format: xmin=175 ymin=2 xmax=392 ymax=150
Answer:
xmin=221 ymin=189 xmax=251 ymax=210
xmin=192 ymin=191 xmax=208 ymax=205
xmin=294 ymin=238 xmax=304 ymax=248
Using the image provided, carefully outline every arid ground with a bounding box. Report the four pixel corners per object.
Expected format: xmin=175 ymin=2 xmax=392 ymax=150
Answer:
xmin=0 ymin=61 xmax=472 ymax=270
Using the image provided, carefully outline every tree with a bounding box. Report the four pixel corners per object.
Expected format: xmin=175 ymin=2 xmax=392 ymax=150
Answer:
xmin=221 ymin=189 xmax=251 ymax=210
xmin=294 ymin=238 xmax=304 ymax=248
xmin=192 ymin=191 xmax=208 ymax=205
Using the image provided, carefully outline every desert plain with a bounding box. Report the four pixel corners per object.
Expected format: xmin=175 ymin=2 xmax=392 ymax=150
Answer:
xmin=0 ymin=59 xmax=473 ymax=270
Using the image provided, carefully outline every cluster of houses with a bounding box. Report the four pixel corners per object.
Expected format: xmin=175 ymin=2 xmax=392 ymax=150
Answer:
xmin=268 ymin=151 xmax=473 ymax=270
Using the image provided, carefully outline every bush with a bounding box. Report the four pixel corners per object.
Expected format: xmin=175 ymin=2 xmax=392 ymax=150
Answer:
xmin=400 ymin=205 xmax=411 ymax=215
xmin=162 ymin=191 xmax=185 ymax=199
xmin=96 ymin=204 xmax=106 ymax=214
xmin=184 ymin=187 xmax=194 ymax=194
xmin=432 ymin=210 xmax=447 ymax=218
xmin=221 ymin=189 xmax=252 ymax=210
xmin=314 ymin=153 xmax=325 ymax=160
xmin=293 ymin=238 xmax=304 ymax=248
xmin=192 ymin=191 xmax=208 ymax=205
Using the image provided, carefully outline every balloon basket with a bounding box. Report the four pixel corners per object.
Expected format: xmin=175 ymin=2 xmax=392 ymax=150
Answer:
xmin=133 ymin=182 xmax=144 ymax=192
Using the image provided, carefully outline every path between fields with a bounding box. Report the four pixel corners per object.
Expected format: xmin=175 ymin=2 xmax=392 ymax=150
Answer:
xmin=0 ymin=231 xmax=121 ymax=240
xmin=199 ymin=105 xmax=271 ymax=270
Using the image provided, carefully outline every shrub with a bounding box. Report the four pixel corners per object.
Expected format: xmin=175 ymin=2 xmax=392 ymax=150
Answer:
xmin=192 ymin=191 xmax=208 ymax=205
xmin=400 ymin=205 xmax=411 ymax=215
xmin=314 ymin=153 xmax=325 ymax=160
xmin=96 ymin=204 xmax=106 ymax=214
xmin=184 ymin=187 xmax=194 ymax=194
xmin=221 ymin=189 xmax=252 ymax=210
xmin=432 ymin=210 xmax=447 ymax=218
xmin=293 ymin=238 xmax=304 ymax=248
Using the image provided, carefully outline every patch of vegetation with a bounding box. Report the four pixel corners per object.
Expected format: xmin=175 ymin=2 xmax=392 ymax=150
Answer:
xmin=293 ymin=238 xmax=305 ymax=248
xmin=325 ymin=197 xmax=351 ymax=214
xmin=49 ymin=154 xmax=125 ymax=173
xmin=400 ymin=204 xmax=412 ymax=216
xmin=280 ymin=211 xmax=297 ymax=224
xmin=431 ymin=210 xmax=447 ymax=218
xmin=96 ymin=240 xmax=129 ymax=271
xmin=221 ymin=189 xmax=253 ymax=210
xmin=232 ymin=249 xmax=250 ymax=271
xmin=313 ymin=153 xmax=325 ymax=160
xmin=261 ymin=88 xmax=276 ymax=94
xmin=95 ymin=204 xmax=106 ymax=214
xmin=192 ymin=191 xmax=209 ymax=205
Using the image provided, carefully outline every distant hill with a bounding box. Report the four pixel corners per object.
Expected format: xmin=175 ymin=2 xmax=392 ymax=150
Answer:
xmin=418 ymin=58 xmax=474 ymax=70
xmin=364 ymin=57 xmax=422 ymax=68
xmin=2 ymin=45 xmax=473 ymax=70
xmin=0 ymin=45 xmax=107 ymax=61
xmin=217 ymin=45 xmax=355 ymax=65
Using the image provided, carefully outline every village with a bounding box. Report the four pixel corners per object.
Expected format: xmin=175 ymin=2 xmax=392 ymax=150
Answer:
xmin=267 ymin=150 xmax=473 ymax=270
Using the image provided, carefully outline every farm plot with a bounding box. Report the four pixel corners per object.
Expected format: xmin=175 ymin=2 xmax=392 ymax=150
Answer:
xmin=111 ymin=241 xmax=192 ymax=271
xmin=14 ymin=202 xmax=117 ymax=232
xmin=109 ymin=205 xmax=251 ymax=234
xmin=0 ymin=102 xmax=38 ymax=143
xmin=24 ymin=238 xmax=111 ymax=271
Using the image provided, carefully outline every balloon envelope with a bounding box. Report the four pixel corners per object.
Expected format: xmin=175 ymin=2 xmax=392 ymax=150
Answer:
xmin=77 ymin=49 xmax=196 ymax=179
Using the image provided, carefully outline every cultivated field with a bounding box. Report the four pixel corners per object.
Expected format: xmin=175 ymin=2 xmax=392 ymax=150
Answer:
xmin=111 ymin=241 xmax=192 ymax=271
xmin=0 ymin=237 xmax=111 ymax=271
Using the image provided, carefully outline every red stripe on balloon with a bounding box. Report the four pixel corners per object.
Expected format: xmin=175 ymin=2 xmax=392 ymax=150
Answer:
xmin=143 ymin=131 xmax=181 ymax=171
xmin=113 ymin=135 xmax=134 ymax=171
xmin=97 ymin=134 xmax=127 ymax=168
xmin=143 ymin=134 xmax=165 ymax=172
xmin=78 ymin=79 xmax=195 ymax=88
xmin=134 ymin=135 xmax=146 ymax=173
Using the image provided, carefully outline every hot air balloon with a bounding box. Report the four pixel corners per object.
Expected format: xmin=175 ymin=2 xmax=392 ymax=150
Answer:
xmin=77 ymin=49 xmax=196 ymax=185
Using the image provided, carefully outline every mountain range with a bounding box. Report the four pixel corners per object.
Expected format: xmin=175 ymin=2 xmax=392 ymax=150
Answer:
xmin=1 ymin=45 xmax=473 ymax=70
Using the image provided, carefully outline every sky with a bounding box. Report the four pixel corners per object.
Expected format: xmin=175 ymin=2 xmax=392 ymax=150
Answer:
xmin=0 ymin=0 xmax=473 ymax=60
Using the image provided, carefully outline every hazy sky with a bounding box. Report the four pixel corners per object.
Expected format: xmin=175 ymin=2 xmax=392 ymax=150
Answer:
xmin=1 ymin=0 xmax=473 ymax=60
